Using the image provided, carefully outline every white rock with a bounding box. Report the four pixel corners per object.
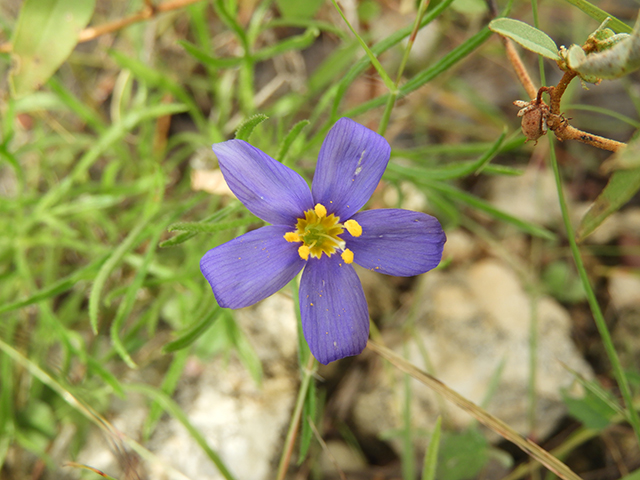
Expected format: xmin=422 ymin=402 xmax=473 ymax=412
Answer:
xmin=609 ymin=269 xmax=640 ymax=310
xmin=149 ymin=359 xmax=297 ymax=480
xmin=353 ymin=259 xmax=593 ymax=452
xmin=149 ymin=294 xmax=299 ymax=480
xmin=488 ymin=168 xmax=562 ymax=228
xmin=442 ymin=228 xmax=477 ymax=264
xmin=319 ymin=440 xmax=367 ymax=475
xmin=77 ymin=294 xmax=299 ymax=480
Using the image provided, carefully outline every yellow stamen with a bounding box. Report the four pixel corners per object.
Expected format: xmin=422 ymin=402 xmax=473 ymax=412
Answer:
xmin=314 ymin=203 xmax=327 ymax=218
xmin=341 ymin=248 xmax=354 ymax=264
xmin=284 ymin=231 xmax=301 ymax=242
xmin=298 ymin=245 xmax=310 ymax=260
xmin=344 ymin=219 xmax=362 ymax=237
xmin=286 ymin=205 xmax=356 ymax=260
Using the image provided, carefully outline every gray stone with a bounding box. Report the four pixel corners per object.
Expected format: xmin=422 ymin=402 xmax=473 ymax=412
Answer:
xmin=353 ymin=259 xmax=593 ymax=452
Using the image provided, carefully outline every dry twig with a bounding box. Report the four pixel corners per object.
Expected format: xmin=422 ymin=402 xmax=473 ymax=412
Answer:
xmin=0 ymin=0 xmax=203 ymax=54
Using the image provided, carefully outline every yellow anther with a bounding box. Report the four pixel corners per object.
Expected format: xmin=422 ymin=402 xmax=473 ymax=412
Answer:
xmin=298 ymin=245 xmax=310 ymax=260
xmin=344 ymin=219 xmax=362 ymax=237
xmin=314 ymin=203 xmax=327 ymax=218
xmin=284 ymin=231 xmax=301 ymax=243
xmin=341 ymin=248 xmax=354 ymax=264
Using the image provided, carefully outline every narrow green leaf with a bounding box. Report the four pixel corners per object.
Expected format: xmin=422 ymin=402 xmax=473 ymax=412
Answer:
xmin=560 ymin=0 xmax=632 ymax=34
xmin=11 ymin=92 xmax=66 ymax=113
xmin=0 ymin=254 xmax=108 ymax=315
xmin=562 ymin=387 xmax=618 ymax=430
xmin=331 ymin=0 xmax=455 ymax=118
xmin=179 ymin=40 xmax=243 ymax=69
xmin=47 ymin=76 xmax=107 ymax=133
xmin=307 ymin=41 xmax=359 ymax=93
xmin=9 ymin=0 xmax=96 ymax=97
xmin=489 ymin=18 xmax=560 ymax=60
xmin=168 ymin=216 xmax=260 ymax=233
xmin=265 ymin=18 xmax=348 ymax=39
xmin=422 ymin=417 xmax=442 ymax=480
xmin=277 ymin=119 xmax=310 ymax=163
xmin=275 ymin=0 xmax=324 ymax=19
xmin=298 ymin=382 xmax=317 ymax=464
xmin=86 ymin=357 xmax=125 ymax=398
xmin=35 ymin=103 xmax=188 ymax=214
xmin=330 ymin=0 xmax=396 ymax=93
xmin=253 ymin=28 xmax=319 ymax=62
xmin=223 ymin=312 xmax=263 ymax=385
xmin=426 ymin=181 xmax=555 ymax=240
xmin=109 ymin=50 xmax=206 ymax=129
xmin=163 ymin=306 xmax=222 ymax=353
xmin=482 ymin=164 xmax=525 ymax=176
xmin=388 ymin=129 xmax=506 ymax=181
xmin=564 ymin=104 xmax=640 ymax=130
xmin=345 ymin=26 xmax=492 ymax=118
xmin=0 ymin=145 xmax=25 ymax=192
xmin=235 ymin=113 xmax=268 ymax=141
xmin=393 ymin=136 xmax=524 ymax=160
xmin=110 ymin=216 xmax=166 ymax=369
xmin=212 ymin=0 xmax=249 ymax=51
xmin=89 ymin=218 xmax=152 ymax=334
xmin=143 ymin=349 xmax=189 ymax=440
xmin=0 ymin=352 xmax=15 ymax=443
xmin=577 ymin=168 xmax=640 ymax=241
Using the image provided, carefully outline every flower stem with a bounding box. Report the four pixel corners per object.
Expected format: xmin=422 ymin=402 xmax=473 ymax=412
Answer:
xmin=378 ymin=0 xmax=430 ymax=136
xmin=548 ymin=139 xmax=640 ymax=447
xmin=275 ymin=354 xmax=316 ymax=480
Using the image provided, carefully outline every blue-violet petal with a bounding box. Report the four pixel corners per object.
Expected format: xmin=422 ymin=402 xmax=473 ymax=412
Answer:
xmin=299 ymin=254 xmax=369 ymax=364
xmin=346 ymin=209 xmax=446 ymax=276
xmin=213 ymin=140 xmax=314 ymax=226
xmin=312 ymin=118 xmax=390 ymax=220
xmin=200 ymin=225 xmax=305 ymax=309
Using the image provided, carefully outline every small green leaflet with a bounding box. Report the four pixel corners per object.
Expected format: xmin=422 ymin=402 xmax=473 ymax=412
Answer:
xmin=489 ymin=18 xmax=560 ymax=61
xmin=235 ymin=114 xmax=269 ymax=141
xmin=577 ymin=167 xmax=640 ymax=241
xmin=567 ymin=13 xmax=640 ymax=80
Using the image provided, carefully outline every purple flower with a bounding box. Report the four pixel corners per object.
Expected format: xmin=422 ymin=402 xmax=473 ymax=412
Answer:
xmin=200 ymin=118 xmax=446 ymax=364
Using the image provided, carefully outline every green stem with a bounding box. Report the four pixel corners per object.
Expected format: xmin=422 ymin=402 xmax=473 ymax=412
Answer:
xmin=378 ymin=93 xmax=396 ymax=136
xmin=330 ymin=0 xmax=396 ymax=93
xmin=549 ymin=141 xmax=640 ymax=446
xmin=527 ymin=284 xmax=539 ymax=438
xmin=402 ymin=345 xmax=415 ymax=480
xmin=275 ymin=354 xmax=316 ymax=480
xmin=378 ymin=0 xmax=430 ymax=136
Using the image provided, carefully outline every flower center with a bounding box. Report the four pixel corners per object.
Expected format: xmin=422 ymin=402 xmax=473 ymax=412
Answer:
xmin=284 ymin=203 xmax=362 ymax=263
